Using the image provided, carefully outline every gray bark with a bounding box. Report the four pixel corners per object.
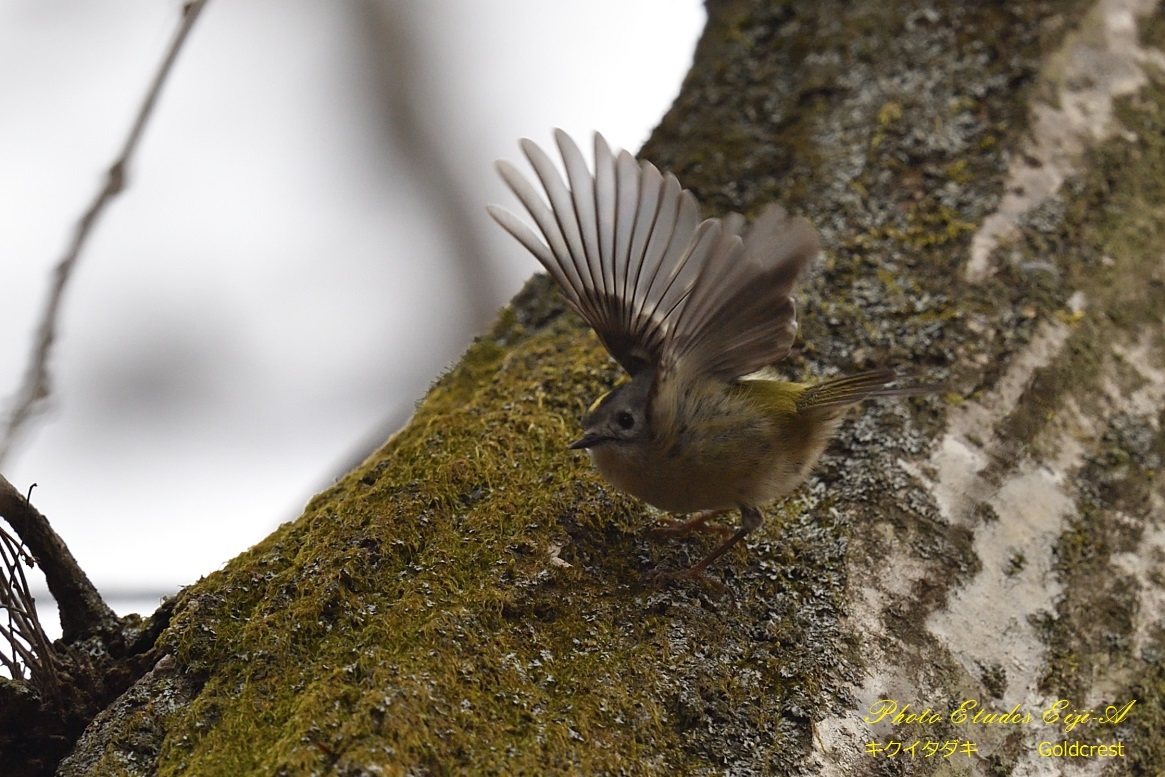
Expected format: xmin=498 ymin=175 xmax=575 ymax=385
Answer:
xmin=59 ymin=0 xmax=1165 ymax=774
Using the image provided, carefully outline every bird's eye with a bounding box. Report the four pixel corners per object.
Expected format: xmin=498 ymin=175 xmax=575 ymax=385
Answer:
xmin=616 ymin=411 xmax=635 ymax=430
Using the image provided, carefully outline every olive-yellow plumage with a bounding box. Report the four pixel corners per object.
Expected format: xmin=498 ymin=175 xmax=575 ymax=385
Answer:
xmin=488 ymin=130 xmax=932 ymax=578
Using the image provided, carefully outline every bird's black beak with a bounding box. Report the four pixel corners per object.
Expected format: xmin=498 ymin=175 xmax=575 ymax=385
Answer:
xmin=568 ymin=431 xmax=604 ymax=450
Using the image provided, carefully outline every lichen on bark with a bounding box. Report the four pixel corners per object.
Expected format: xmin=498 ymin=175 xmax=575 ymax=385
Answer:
xmin=58 ymin=1 xmax=1165 ymax=775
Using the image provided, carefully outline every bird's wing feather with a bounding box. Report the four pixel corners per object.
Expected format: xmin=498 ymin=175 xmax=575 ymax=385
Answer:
xmin=490 ymin=131 xmax=820 ymax=392
xmin=657 ymin=204 xmax=819 ymax=383
xmin=796 ymin=369 xmax=943 ymax=417
xmin=489 ymin=130 xmax=707 ymax=374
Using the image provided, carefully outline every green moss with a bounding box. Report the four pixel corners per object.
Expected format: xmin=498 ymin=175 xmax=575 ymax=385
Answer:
xmin=132 ymin=296 xmax=857 ymax=774
xmin=646 ymin=3 xmax=1164 ymax=772
xmin=74 ymin=0 xmax=1165 ymax=773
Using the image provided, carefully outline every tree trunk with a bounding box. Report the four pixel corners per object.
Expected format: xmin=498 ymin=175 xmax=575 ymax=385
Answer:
xmin=57 ymin=0 xmax=1165 ymax=774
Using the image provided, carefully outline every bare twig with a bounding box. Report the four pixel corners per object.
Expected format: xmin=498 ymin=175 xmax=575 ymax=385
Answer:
xmin=0 ymin=520 xmax=62 ymax=699
xmin=0 ymin=0 xmax=211 ymax=465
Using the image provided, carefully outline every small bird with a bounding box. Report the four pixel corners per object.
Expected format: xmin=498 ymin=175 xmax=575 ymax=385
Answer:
xmin=488 ymin=130 xmax=933 ymax=579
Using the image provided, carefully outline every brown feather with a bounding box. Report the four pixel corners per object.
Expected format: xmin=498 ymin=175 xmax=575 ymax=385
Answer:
xmin=489 ymin=131 xmax=711 ymax=375
xmin=490 ymin=131 xmax=823 ymax=443
xmin=796 ymin=369 xmax=941 ymax=417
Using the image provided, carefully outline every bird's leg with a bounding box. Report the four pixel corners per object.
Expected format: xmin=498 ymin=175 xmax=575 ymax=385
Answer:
xmin=651 ymin=508 xmax=734 ymax=539
xmin=658 ymin=506 xmax=763 ymax=583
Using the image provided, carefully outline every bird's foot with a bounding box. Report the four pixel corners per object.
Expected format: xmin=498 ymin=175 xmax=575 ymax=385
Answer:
xmin=650 ymin=509 xmax=733 ymax=539
xmin=645 ymin=564 xmax=729 ymax=595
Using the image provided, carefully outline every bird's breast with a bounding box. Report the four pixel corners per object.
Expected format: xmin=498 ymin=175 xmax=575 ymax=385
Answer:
xmin=584 ymin=384 xmax=830 ymax=513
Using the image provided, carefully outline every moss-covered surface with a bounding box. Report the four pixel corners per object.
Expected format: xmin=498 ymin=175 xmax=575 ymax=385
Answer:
xmin=59 ymin=0 xmax=1165 ymax=774
xmin=136 ymin=299 xmax=856 ymax=775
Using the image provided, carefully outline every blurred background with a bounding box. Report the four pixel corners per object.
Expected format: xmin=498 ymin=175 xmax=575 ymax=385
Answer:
xmin=0 ymin=0 xmax=704 ymax=633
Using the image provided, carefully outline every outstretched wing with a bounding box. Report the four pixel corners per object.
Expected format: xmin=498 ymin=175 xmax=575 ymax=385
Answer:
xmin=657 ymin=203 xmax=820 ymax=382
xmin=487 ymin=130 xmax=707 ymax=375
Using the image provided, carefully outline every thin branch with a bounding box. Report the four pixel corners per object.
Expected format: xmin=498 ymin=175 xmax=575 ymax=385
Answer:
xmin=0 ymin=0 xmax=211 ymax=466
xmin=0 ymin=473 xmax=117 ymax=643
xmin=0 ymin=623 xmax=41 ymax=678
xmin=0 ymin=520 xmax=61 ymax=698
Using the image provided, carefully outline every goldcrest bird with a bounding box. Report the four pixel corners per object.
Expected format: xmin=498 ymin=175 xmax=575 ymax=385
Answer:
xmin=488 ymin=130 xmax=932 ymax=578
